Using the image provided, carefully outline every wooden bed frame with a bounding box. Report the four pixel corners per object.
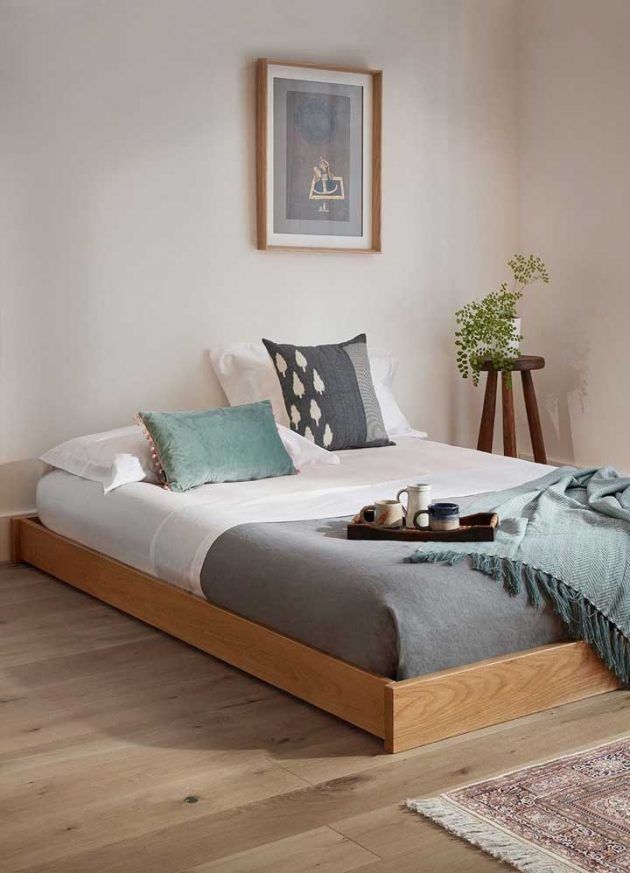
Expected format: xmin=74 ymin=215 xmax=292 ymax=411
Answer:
xmin=11 ymin=516 xmax=620 ymax=753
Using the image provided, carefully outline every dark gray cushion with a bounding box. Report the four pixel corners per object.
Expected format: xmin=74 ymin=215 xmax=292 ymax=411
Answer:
xmin=262 ymin=334 xmax=391 ymax=450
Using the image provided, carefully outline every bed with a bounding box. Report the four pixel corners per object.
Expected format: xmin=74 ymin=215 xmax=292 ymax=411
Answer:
xmin=12 ymin=437 xmax=619 ymax=752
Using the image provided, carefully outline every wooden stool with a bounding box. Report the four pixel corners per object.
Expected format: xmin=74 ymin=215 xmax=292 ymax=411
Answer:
xmin=477 ymin=355 xmax=547 ymax=464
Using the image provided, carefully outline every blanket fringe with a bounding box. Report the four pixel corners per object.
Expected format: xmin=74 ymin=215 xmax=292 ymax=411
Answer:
xmin=406 ymin=797 xmax=575 ymax=873
xmin=406 ymin=549 xmax=629 ymax=683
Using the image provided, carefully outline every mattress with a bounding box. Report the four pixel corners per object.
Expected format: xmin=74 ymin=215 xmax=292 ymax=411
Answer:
xmin=37 ymin=437 xmax=554 ymax=593
xmin=37 ymin=438 xmax=568 ymax=678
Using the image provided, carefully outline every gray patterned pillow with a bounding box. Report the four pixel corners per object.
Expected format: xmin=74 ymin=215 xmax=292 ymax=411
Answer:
xmin=262 ymin=334 xmax=391 ymax=450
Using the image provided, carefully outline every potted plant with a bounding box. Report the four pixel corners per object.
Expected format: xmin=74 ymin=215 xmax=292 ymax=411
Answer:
xmin=455 ymin=254 xmax=550 ymax=386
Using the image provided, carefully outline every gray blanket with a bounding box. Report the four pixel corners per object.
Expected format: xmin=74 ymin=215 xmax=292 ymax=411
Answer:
xmin=201 ymin=515 xmax=568 ymax=680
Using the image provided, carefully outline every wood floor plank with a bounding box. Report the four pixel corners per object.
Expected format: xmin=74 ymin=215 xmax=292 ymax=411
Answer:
xmin=0 ymin=647 xmax=349 ymax=760
xmin=1 ymin=755 xmax=307 ymax=873
xmin=181 ymin=826 xmax=378 ymax=873
xmin=333 ymin=801 xmax=522 ymax=870
xmin=0 ymin=574 xmax=69 ymax=604
xmin=2 ymin=564 xmax=627 ymax=873
xmin=20 ymin=704 xmax=630 ymax=873
xmin=7 ymin=635 xmax=187 ymax=687
xmin=332 ymin=804 xmax=429 ymax=860
xmin=0 ymin=612 xmax=154 ymax=668
xmin=349 ymin=840 xmax=502 ymax=873
xmin=0 ymin=563 xmax=34 ymax=586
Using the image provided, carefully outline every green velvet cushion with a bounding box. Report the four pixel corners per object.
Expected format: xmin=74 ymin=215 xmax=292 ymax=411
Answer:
xmin=137 ymin=401 xmax=296 ymax=492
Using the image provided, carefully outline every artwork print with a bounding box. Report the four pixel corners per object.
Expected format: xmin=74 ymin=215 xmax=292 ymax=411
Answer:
xmin=273 ymin=78 xmax=363 ymax=237
xmin=286 ymin=90 xmax=351 ymax=223
xmin=257 ymin=60 xmax=381 ymax=252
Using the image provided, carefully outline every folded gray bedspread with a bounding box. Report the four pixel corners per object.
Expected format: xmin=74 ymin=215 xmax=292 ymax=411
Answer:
xmin=200 ymin=513 xmax=569 ymax=680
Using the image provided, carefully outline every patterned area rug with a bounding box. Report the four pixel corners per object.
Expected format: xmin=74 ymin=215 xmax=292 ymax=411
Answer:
xmin=407 ymin=738 xmax=630 ymax=872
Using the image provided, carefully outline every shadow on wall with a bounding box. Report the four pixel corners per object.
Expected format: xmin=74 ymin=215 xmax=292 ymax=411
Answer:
xmin=0 ymin=459 xmax=44 ymax=559
xmin=0 ymin=459 xmax=44 ymax=512
xmin=446 ymin=333 xmax=485 ymax=450
xmin=519 ymin=309 xmax=590 ymax=466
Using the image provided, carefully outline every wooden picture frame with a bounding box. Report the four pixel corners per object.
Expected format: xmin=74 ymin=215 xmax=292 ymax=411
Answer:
xmin=11 ymin=516 xmax=619 ymax=753
xmin=256 ymin=59 xmax=382 ymax=253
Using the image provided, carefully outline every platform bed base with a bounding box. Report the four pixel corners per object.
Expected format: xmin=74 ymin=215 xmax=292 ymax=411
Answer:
xmin=11 ymin=517 xmax=620 ymax=753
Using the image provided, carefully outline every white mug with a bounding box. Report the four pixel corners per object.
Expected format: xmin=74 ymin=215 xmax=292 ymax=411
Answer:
xmin=397 ymin=483 xmax=432 ymax=529
xmin=361 ymin=499 xmax=404 ymax=528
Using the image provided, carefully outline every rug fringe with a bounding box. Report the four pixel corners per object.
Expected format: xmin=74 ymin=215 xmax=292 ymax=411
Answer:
xmin=406 ymin=797 xmax=575 ymax=873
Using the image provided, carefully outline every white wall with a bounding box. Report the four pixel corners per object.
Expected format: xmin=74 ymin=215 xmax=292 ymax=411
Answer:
xmin=0 ymin=0 xmax=519 ymax=549
xmin=517 ymin=0 xmax=630 ymax=468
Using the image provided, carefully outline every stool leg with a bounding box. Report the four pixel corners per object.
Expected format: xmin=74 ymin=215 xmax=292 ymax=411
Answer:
xmin=521 ymin=370 xmax=547 ymax=464
xmin=502 ymin=372 xmax=517 ymax=457
xmin=477 ymin=370 xmax=497 ymax=453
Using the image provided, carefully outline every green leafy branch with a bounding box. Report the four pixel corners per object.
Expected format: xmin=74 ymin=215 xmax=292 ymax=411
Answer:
xmin=455 ymin=254 xmax=550 ymax=387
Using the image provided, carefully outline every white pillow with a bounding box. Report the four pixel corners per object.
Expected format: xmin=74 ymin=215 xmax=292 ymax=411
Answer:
xmin=368 ymin=355 xmax=427 ymax=438
xmin=209 ymin=343 xmax=426 ymax=439
xmin=277 ymin=425 xmax=340 ymax=468
xmin=210 ymin=343 xmax=290 ymax=426
xmin=40 ymin=425 xmax=158 ymax=494
xmin=40 ymin=419 xmax=339 ymax=493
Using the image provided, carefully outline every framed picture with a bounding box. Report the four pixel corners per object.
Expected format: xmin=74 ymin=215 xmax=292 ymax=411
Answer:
xmin=256 ymin=59 xmax=382 ymax=253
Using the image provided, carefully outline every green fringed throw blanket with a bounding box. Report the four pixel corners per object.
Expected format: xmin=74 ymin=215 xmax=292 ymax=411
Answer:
xmin=408 ymin=466 xmax=630 ymax=683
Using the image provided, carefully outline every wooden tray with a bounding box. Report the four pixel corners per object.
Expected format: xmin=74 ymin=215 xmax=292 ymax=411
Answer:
xmin=347 ymin=511 xmax=499 ymax=542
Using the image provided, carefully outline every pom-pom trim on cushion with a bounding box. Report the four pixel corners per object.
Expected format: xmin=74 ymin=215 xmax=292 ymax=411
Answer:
xmin=134 ymin=414 xmax=169 ymax=489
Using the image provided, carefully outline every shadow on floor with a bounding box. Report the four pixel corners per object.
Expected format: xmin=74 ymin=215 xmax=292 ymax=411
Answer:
xmin=6 ymin=568 xmax=386 ymax=762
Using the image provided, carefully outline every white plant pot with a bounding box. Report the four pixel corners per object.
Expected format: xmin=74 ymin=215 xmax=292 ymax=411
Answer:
xmin=485 ymin=317 xmax=521 ymax=358
xmin=507 ymin=317 xmax=522 ymax=356
xmin=478 ymin=318 xmax=521 ymax=358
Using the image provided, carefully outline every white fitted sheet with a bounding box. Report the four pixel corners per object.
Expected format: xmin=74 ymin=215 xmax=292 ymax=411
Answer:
xmin=37 ymin=438 xmax=554 ymax=596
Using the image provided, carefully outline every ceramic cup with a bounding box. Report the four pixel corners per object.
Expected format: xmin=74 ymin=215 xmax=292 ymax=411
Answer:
xmin=397 ymin=483 xmax=432 ymax=529
xmin=360 ymin=499 xmax=404 ymax=528
xmin=426 ymin=502 xmax=460 ymax=531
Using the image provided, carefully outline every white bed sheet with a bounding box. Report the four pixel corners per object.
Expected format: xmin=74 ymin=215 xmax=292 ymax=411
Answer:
xmin=37 ymin=438 xmax=554 ymax=596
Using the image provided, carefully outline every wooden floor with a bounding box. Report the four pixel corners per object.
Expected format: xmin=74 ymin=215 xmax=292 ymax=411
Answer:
xmin=2 ymin=564 xmax=629 ymax=873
